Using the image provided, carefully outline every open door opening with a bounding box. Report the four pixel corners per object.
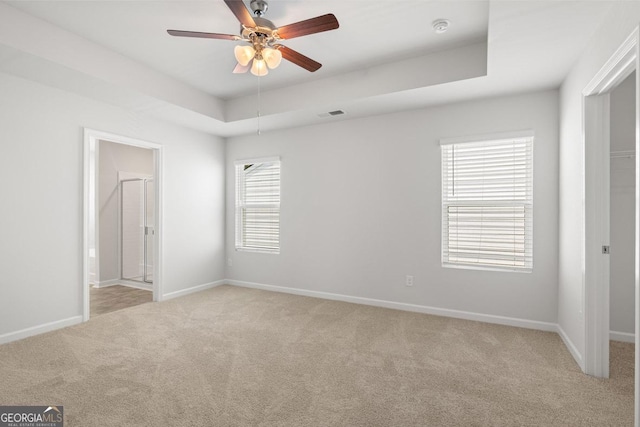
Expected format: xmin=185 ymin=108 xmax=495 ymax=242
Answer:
xmin=83 ymin=129 xmax=163 ymax=321
xmin=609 ymin=71 xmax=636 ymax=383
xmin=582 ymin=26 xmax=639 ymax=426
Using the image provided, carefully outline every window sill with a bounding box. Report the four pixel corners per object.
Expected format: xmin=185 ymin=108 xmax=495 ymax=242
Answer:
xmin=235 ymin=247 xmax=280 ymax=255
xmin=442 ymin=263 xmax=532 ymax=274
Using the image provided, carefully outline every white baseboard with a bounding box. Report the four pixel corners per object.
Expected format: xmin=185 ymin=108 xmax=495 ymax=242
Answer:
xmin=0 ymin=316 xmax=83 ymax=345
xmin=226 ymin=279 xmax=558 ymax=332
xmin=118 ymin=280 xmax=153 ymax=291
xmin=610 ymin=330 xmax=635 ymax=343
xmin=162 ymin=280 xmax=225 ymax=301
xmin=92 ymin=279 xmax=152 ymax=291
xmin=92 ymin=279 xmax=120 ymax=288
xmin=556 ymin=324 xmax=584 ymax=370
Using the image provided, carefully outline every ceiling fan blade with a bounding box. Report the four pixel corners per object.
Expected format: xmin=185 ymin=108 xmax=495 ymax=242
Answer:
xmin=275 ymin=14 xmax=339 ymax=40
xmin=224 ymin=0 xmax=256 ymax=28
xmin=277 ymin=46 xmax=322 ymax=72
xmin=233 ymin=63 xmax=250 ymax=74
xmin=167 ymin=30 xmax=239 ymax=40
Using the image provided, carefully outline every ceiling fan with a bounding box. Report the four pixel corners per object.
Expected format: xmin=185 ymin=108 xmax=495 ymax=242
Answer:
xmin=167 ymin=0 xmax=339 ymax=76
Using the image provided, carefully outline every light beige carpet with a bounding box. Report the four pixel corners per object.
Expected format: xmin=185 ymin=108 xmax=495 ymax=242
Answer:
xmin=0 ymin=285 xmax=633 ymax=426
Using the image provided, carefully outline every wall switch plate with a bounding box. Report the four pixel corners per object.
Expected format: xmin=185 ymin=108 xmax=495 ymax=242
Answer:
xmin=406 ymin=275 xmax=414 ymax=287
xmin=227 ymin=258 xmax=233 ymax=267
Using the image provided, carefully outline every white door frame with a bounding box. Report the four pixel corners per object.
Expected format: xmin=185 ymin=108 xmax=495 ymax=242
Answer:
xmin=582 ymin=26 xmax=639 ymax=423
xmin=583 ymin=89 xmax=612 ymax=378
xmin=82 ymin=129 xmax=164 ymax=321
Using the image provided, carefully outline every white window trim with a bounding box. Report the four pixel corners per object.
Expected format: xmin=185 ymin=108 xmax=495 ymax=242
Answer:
xmin=235 ymin=156 xmax=281 ymax=254
xmin=234 ymin=156 xmax=281 ymax=167
xmin=439 ymin=130 xmax=534 ymax=146
xmin=440 ymin=130 xmax=534 ymax=273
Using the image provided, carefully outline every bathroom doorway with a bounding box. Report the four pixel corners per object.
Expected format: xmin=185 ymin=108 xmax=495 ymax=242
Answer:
xmin=83 ymin=129 xmax=163 ymax=321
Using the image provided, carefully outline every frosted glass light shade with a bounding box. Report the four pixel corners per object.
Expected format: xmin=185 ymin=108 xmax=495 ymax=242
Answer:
xmin=262 ymin=48 xmax=282 ymax=69
xmin=251 ymin=58 xmax=268 ymax=76
xmin=234 ymin=45 xmax=256 ymax=66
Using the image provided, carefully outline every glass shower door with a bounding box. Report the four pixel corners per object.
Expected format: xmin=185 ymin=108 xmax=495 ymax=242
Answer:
xmin=121 ymin=178 xmax=154 ymax=283
xmin=144 ymin=179 xmax=154 ymax=283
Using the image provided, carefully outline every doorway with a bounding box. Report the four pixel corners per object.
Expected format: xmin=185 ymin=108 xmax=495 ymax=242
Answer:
xmin=83 ymin=129 xmax=163 ymax=321
xmin=609 ymin=71 xmax=636 ymax=382
xmin=610 ymin=72 xmax=636 ymax=346
xmin=582 ymin=26 xmax=639 ymax=425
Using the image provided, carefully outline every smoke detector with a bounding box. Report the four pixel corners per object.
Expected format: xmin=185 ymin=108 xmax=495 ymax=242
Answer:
xmin=432 ymin=19 xmax=450 ymax=34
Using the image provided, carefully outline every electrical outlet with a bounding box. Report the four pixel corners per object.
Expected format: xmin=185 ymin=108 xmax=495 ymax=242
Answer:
xmin=227 ymin=258 xmax=233 ymax=267
xmin=406 ymin=275 xmax=414 ymax=287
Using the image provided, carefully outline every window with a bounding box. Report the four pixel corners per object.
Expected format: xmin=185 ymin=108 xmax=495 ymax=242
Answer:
xmin=441 ymin=133 xmax=533 ymax=272
xmin=235 ymin=157 xmax=281 ymax=254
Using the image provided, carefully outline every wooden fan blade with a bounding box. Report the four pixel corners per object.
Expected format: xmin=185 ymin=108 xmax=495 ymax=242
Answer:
xmin=224 ymin=0 xmax=256 ymax=28
xmin=233 ymin=63 xmax=250 ymax=74
xmin=275 ymin=14 xmax=339 ymax=40
xmin=277 ymin=45 xmax=322 ymax=72
xmin=167 ymin=30 xmax=239 ymax=40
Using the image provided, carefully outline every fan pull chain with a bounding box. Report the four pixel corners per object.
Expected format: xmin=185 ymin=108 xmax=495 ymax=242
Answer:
xmin=257 ymin=74 xmax=261 ymax=136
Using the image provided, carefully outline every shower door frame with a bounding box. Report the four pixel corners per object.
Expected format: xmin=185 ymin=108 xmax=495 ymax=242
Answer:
xmin=83 ymin=129 xmax=164 ymax=322
xmin=119 ymin=177 xmax=154 ymax=284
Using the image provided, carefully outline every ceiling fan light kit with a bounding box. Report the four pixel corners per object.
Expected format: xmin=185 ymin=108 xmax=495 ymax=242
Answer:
xmin=234 ymin=33 xmax=283 ymax=75
xmin=167 ymin=0 xmax=339 ymax=76
xmin=251 ymin=58 xmax=268 ymax=76
xmin=262 ymin=48 xmax=282 ymax=69
xmin=234 ymin=45 xmax=255 ymax=66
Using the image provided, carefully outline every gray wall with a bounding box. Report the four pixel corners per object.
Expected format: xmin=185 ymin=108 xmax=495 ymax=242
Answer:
xmin=226 ymin=90 xmax=559 ymax=324
xmin=0 ymin=72 xmax=226 ymax=339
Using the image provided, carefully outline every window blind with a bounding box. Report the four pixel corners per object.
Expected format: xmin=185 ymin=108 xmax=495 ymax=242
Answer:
xmin=441 ymin=136 xmax=533 ymax=272
xmin=235 ymin=158 xmax=280 ymax=253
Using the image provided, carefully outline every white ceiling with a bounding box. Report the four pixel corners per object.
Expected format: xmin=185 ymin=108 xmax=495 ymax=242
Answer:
xmin=0 ymin=1 xmax=617 ymax=136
